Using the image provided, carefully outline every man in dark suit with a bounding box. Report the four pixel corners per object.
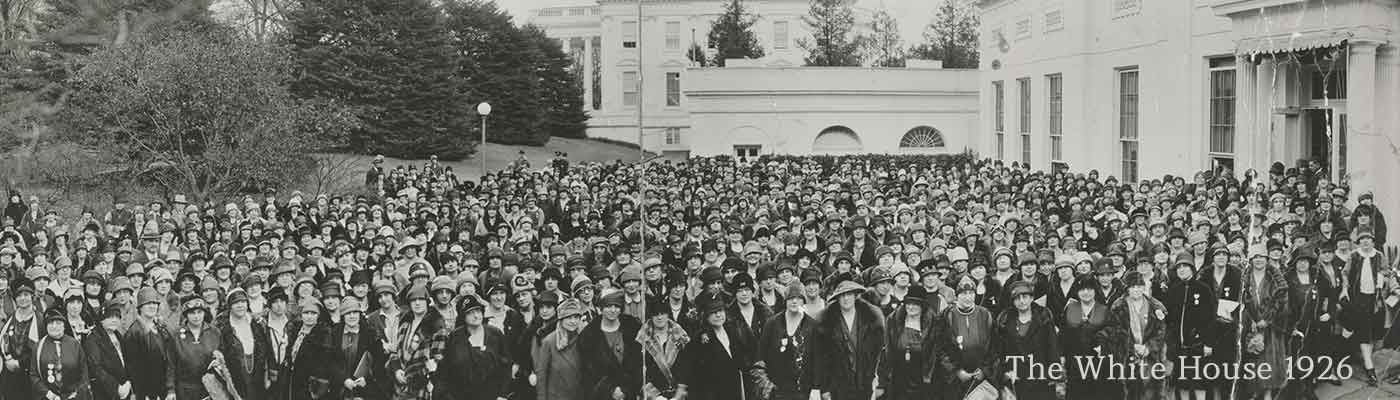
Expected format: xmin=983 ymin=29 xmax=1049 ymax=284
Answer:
xmin=85 ymin=301 xmax=131 ymax=400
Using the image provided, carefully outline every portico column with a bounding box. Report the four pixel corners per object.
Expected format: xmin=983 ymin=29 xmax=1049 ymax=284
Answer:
xmin=1346 ymin=40 xmax=1379 ymax=200
xmin=584 ymin=36 xmax=595 ymax=111
xmin=1255 ymin=57 xmax=1276 ymax=173
xmin=1235 ymin=54 xmax=1258 ymax=173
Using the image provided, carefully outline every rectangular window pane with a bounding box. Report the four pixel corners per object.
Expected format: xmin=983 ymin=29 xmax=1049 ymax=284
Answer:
xmin=997 ymin=133 xmax=1005 ymax=160
xmin=666 ymin=72 xmax=681 ymax=106
xmin=1019 ymin=78 xmax=1031 ymax=133
xmin=1209 ymin=67 xmax=1236 ymax=154
xmin=774 ymin=21 xmax=789 ymax=50
xmin=665 ymin=128 xmax=681 ymax=145
xmin=1121 ymin=141 xmax=1139 ymax=183
xmin=1339 ymin=114 xmax=1347 ymax=179
xmin=622 ymin=21 xmax=637 ymax=48
xmin=666 ymin=22 xmax=680 ymax=50
xmin=1021 ymin=134 xmax=1031 ymax=165
xmin=1047 ymin=74 xmax=1062 ymax=162
xmin=623 ymin=71 xmax=638 ymax=106
xmin=1119 ymin=70 xmax=1138 ymax=139
xmin=591 ymin=36 xmax=602 ymax=110
xmin=994 ymin=81 xmax=1004 ymax=132
xmin=1311 ymin=68 xmax=1346 ymax=100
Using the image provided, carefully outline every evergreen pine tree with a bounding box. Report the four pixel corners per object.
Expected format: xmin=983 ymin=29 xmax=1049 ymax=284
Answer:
xmin=443 ymin=0 xmax=547 ymax=145
xmin=800 ymin=0 xmax=862 ymax=66
xmin=909 ymin=0 xmax=980 ymax=69
xmin=521 ymin=24 xmax=588 ymax=139
xmin=707 ymin=0 xmax=763 ymax=67
xmin=860 ymin=7 xmax=904 ymax=67
xmin=288 ymin=0 xmax=471 ymax=159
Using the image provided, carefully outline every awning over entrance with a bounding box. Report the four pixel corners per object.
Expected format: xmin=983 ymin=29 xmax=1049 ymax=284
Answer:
xmin=1235 ymin=30 xmax=1353 ymax=56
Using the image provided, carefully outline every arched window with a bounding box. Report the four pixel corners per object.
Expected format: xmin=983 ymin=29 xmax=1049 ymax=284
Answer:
xmin=812 ymin=126 xmax=863 ymax=154
xmin=900 ymin=126 xmax=946 ymax=148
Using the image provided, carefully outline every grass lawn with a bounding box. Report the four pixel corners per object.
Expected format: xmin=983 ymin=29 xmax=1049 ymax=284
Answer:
xmin=4 ymin=137 xmax=645 ymax=217
xmin=328 ymin=137 xmax=647 ymax=185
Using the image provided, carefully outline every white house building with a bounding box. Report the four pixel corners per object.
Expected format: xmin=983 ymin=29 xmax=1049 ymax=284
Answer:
xmin=977 ymin=0 xmax=1399 ymax=243
xmin=525 ymin=0 xmax=813 ymax=146
xmin=684 ymin=60 xmax=980 ymax=158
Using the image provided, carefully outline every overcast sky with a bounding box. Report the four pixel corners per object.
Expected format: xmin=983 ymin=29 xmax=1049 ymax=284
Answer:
xmin=499 ymin=0 xmax=942 ymax=47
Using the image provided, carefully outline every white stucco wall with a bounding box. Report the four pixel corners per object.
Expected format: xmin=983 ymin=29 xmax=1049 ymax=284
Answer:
xmin=978 ymin=0 xmax=1238 ymax=178
xmin=684 ymin=66 xmax=982 ymax=156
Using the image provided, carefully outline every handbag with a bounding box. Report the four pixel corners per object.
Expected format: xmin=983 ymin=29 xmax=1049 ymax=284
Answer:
xmin=1245 ymin=329 xmax=1265 ymax=356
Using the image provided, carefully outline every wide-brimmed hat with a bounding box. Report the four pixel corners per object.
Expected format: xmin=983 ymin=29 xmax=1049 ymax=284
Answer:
xmin=826 ymin=280 xmax=866 ymax=303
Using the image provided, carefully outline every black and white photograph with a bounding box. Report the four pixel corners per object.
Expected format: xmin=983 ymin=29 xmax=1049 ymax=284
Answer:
xmin=0 ymin=0 xmax=1397 ymax=399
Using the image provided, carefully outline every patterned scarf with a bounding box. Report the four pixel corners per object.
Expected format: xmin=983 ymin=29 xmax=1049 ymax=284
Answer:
xmin=637 ymin=320 xmax=690 ymax=382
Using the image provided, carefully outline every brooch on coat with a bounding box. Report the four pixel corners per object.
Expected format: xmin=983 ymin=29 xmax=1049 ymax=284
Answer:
xmin=1155 ymin=309 xmax=1166 ymax=321
xmin=701 ymin=333 xmax=710 ymax=344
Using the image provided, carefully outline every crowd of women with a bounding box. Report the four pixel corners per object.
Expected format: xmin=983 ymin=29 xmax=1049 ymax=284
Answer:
xmin=0 ymin=152 xmax=1392 ymax=400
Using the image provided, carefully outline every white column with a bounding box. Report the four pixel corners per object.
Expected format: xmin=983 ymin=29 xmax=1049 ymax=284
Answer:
xmin=1255 ymin=58 xmax=1276 ymax=174
xmin=584 ymin=36 xmax=595 ymax=111
xmin=1346 ymin=40 xmax=1379 ymax=202
xmin=1235 ymin=55 xmax=1258 ymax=173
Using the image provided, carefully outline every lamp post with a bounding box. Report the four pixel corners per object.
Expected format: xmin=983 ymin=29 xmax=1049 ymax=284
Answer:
xmin=477 ymin=102 xmax=492 ymax=177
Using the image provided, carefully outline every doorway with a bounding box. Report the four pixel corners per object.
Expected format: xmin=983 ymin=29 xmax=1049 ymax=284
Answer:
xmin=1303 ymin=108 xmax=1347 ymax=181
xmin=734 ymin=145 xmax=760 ymax=162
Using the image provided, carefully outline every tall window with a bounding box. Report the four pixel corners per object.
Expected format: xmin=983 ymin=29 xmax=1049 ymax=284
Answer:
xmin=1118 ymin=68 xmax=1140 ymax=182
xmin=622 ymin=21 xmax=637 ymax=48
xmin=666 ymin=72 xmax=681 ymax=106
xmin=1018 ymin=78 xmax=1031 ymax=165
xmin=774 ymin=21 xmax=789 ymax=50
xmin=1209 ymin=57 xmax=1236 ymax=163
xmin=622 ymin=71 xmax=639 ymax=106
xmin=665 ymin=128 xmax=681 ymax=145
xmin=994 ymin=81 xmax=1005 ymax=159
xmin=1047 ymin=74 xmax=1063 ymax=164
xmin=591 ymin=36 xmax=602 ymax=110
xmin=665 ymin=22 xmax=681 ymax=50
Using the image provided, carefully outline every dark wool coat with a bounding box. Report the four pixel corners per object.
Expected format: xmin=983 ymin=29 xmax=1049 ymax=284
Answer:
xmin=216 ymin=319 xmax=274 ymax=400
xmin=277 ymin=320 xmax=331 ymax=400
xmin=812 ymin=299 xmax=885 ymax=393
xmin=1285 ymin=268 xmax=1336 ymax=380
xmin=433 ymin=326 xmax=511 ymax=400
xmin=726 ymin=302 xmax=771 ymax=353
xmin=1198 ymin=264 xmax=1243 ymax=369
xmin=1099 ymin=295 xmax=1168 ymax=399
xmin=166 ymin=323 xmax=222 ymax=400
xmin=1163 ymin=277 xmax=1217 ymax=389
xmin=121 ymin=319 xmax=171 ymax=399
xmin=994 ymin=305 xmax=1059 ymax=400
xmin=324 ymin=321 xmax=383 ymax=400
xmin=577 ymin=315 xmax=642 ymax=400
xmin=936 ymin=305 xmax=996 ymax=398
xmin=683 ymin=324 xmax=751 ymax=400
xmin=878 ymin=306 xmax=938 ymax=397
xmin=756 ymin=312 xmax=817 ymax=395
xmin=2 ymin=314 xmax=39 ymax=400
xmin=534 ymin=328 xmax=585 ymax=400
xmin=82 ymin=326 xmax=130 ymax=400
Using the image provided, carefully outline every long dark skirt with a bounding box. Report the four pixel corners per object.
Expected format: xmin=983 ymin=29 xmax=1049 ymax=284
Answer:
xmin=1342 ymin=294 xmax=1385 ymax=343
